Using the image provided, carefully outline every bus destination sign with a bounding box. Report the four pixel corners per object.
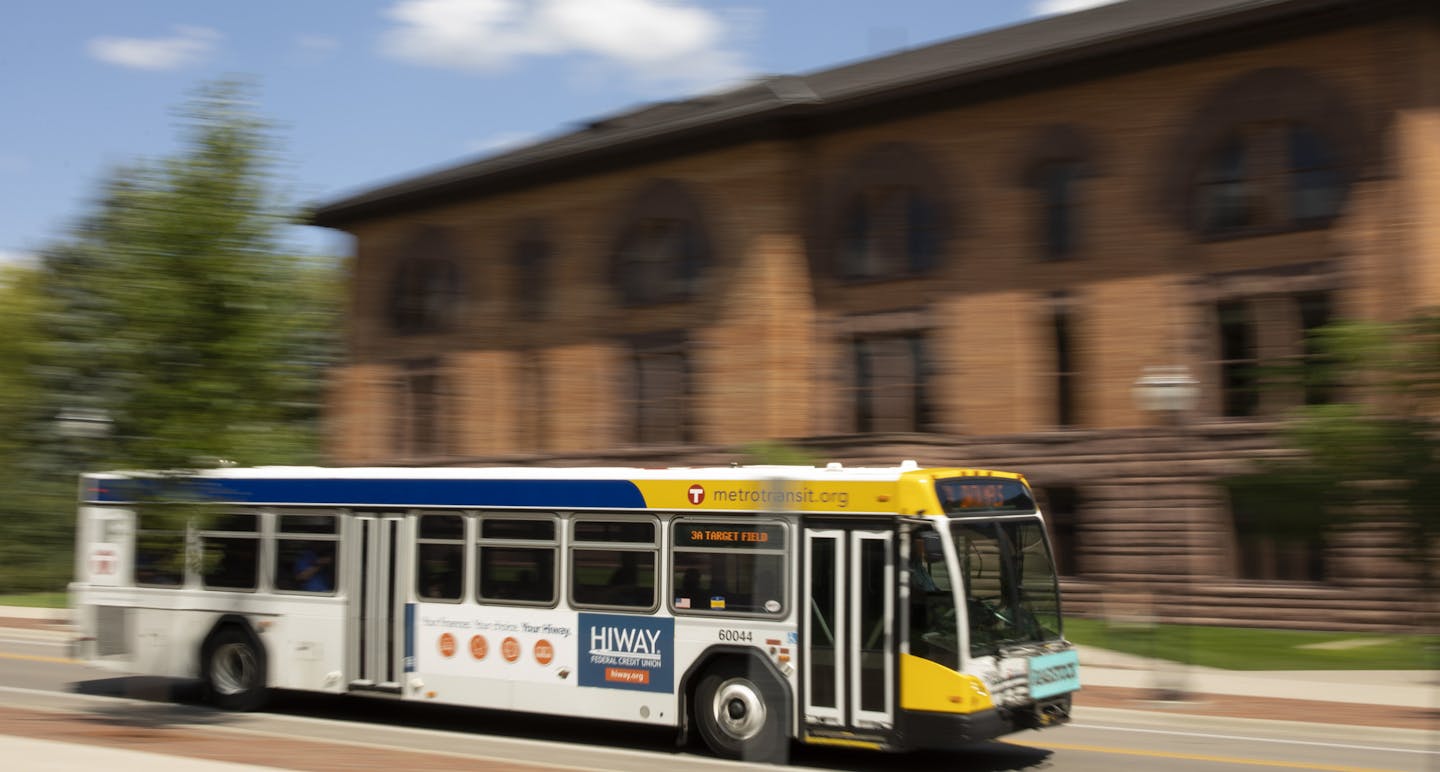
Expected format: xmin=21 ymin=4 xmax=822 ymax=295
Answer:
xmin=673 ymin=522 xmax=786 ymax=549
xmin=936 ymin=477 xmax=1035 ymax=515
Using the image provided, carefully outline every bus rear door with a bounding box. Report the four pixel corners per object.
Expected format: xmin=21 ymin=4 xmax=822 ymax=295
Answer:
xmin=347 ymin=513 xmax=407 ymax=693
xmin=802 ymin=527 xmax=895 ymax=741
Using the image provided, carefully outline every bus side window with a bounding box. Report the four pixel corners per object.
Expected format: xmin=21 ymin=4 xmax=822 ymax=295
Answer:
xmin=274 ymin=513 xmax=339 ymax=594
xmin=417 ymin=513 xmax=465 ymax=602
xmin=478 ymin=516 xmax=557 ymax=605
xmin=570 ymin=519 xmax=657 ymax=610
xmin=201 ymin=512 xmax=260 ymax=592
xmin=671 ymin=520 xmax=787 ymax=616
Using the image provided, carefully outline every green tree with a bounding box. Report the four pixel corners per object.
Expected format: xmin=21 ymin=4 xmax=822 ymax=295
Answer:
xmin=0 ymin=79 xmax=339 ymax=591
xmin=1227 ymin=316 xmax=1440 ymax=625
xmin=0 ymin=264 xmax=76 ymax=591
xmin=39 ymin=80 xmax=337 ymax=472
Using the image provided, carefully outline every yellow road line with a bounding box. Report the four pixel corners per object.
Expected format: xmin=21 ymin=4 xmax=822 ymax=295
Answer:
xmin=0 ymin=652 xmax=79 ymax=665
xmin=1004 ymin=739 xmax=1404 ymax=772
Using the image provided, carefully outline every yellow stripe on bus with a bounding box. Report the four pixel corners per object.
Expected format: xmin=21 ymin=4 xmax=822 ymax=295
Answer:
xmin=632 ymin=479 xmax=901 ymax=513
xmin=802 ymin=735 xmax=885 ymax=750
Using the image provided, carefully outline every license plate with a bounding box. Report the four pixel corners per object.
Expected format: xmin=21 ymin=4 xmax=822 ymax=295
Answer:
xmin=1028 ymin=649 xmax=1080 ymax=700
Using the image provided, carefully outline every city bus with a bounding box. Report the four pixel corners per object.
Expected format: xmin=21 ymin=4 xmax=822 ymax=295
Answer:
xmin=69 ymin=461 xmax=1078 ymax=761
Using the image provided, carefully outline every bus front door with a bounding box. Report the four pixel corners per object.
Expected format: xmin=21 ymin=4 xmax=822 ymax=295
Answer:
xmin=347 ymin=513 xmax=406 ymax=693
xmin=803 ymin=528 xmax=895 ymax=737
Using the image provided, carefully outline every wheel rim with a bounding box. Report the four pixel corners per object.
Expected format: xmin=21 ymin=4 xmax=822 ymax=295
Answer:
xmin=211 ymin=641 xmax=256 ymax=696
xmin=711 ymin=677 xmax=766 ymax=742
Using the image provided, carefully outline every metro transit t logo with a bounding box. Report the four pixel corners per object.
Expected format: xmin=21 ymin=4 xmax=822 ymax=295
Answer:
xmin=687 ymin=484 xmax=705 ymax=505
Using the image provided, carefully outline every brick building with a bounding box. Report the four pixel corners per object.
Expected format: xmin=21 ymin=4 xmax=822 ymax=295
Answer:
xmin=312 ymin=0 xmax=1440 ymax=630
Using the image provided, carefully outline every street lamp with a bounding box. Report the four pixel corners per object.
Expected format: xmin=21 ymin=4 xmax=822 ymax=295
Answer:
xmin=1133 ymin=365 xmax=1199 ymax=700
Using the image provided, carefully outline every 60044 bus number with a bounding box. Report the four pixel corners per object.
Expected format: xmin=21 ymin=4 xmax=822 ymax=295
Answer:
xmin=717 ymin=629 xmax=753 ymax=642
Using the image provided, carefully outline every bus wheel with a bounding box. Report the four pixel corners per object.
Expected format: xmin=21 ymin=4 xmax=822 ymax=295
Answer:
xmin=694 ymin=666 xmax=786 ymax=762
xmin=201 ymin=626 xmax=268 ymax=711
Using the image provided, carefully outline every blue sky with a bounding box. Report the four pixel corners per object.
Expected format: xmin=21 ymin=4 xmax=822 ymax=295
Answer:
xmin=0 ymin=0 xmax=1113 ymax=264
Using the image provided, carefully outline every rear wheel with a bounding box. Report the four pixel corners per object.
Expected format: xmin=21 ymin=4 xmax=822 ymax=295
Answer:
xmin=694 ymin=665 xmax=787 ymax=762
xmin=201 ymin=626 xmax=268 ymax=711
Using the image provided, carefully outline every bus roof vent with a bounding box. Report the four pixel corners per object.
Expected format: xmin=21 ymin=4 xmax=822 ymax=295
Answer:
xmin=899 ymin=459 xmax=920 ymax=471
xmin=825 ymin=462 xmax=843 ymax=471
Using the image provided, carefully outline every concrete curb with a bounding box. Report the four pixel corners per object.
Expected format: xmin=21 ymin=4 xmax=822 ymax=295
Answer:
xmin=0 ymin=606 xmax=68 ymax=621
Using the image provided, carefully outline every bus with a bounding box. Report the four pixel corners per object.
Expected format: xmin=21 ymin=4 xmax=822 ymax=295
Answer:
xmin=69 ymin=461 xmax=1078 ymax=761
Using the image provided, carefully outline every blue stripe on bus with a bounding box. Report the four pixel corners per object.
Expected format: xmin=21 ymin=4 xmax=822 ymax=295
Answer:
xmin=84 ymin=478 xmax=649 ymax=509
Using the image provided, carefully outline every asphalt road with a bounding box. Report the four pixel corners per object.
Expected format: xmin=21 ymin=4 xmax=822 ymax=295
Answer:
xmin=0 ymin=631 xmax=1435 ymax=772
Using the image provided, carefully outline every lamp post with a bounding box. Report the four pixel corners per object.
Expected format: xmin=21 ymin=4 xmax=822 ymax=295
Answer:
xmin=1133 ymin=365 xmax=1199 ymax=700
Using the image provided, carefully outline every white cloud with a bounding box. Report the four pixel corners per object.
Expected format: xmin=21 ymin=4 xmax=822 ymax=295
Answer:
xmin=87 ymin=25 xmax=220 ymax=71
xmin=380 ymin=0 xmax=750 ymax=90
xmin=1031 ymin=0 xmax=1123 ymax=16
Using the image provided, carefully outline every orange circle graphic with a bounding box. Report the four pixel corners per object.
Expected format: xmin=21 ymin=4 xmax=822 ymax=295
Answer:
xmin=501 ymin=636 xmax=521 ymax=663
xmin=534 ymin=639 xmax=554 ymax=665
xmin=438 ymin=632 xmax=456 ymax=658
xmin=470 ymin=634 xmax=488 ymax=660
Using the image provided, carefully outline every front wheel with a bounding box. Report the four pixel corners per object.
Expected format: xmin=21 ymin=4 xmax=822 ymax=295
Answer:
xmin=694 ymin=666 xmax=787 ymax=762
xmin=201 ymin=626 xmax=268 ymax=711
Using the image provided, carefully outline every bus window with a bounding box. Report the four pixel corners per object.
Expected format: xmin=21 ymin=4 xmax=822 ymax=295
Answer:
xmin=906 ymin=525 xmax=958 ymax=670
xmin=671 ymin=520 xmax=787 ymax=615
xmin=478 ymin=516 xmax=557 ymax=605
xmin=570 ymin=518 xmax=657 ymax=610
xmin=135 ymin=509 xmax=184 ymax=587
xmin=274 ymin=513 xmax=339 ymax=594
xmin=417 ymin=513 xmax=465 ymax=602
xmin=201 ymin=512 xmax=260 ymax=591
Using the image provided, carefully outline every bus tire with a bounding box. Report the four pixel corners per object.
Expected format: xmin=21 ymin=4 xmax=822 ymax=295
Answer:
xmin=694 ymin=664 xmax=787 ymax=763
xmin=200 ymin=624 xmax=268 ymax=711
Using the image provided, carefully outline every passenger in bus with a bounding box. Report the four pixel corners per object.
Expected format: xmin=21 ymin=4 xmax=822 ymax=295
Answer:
xmin=294 ymin=548 xmax=334 ymax=592
xmin=679 ymin=567 xmax=702 ymax=604
xmin=606 ymin=553 xmax=648 ymax=605
xmin=909 ymin=533 xmax=941 ymax=592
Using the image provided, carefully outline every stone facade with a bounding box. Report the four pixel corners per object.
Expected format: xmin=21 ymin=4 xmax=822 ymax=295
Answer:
xmin=317 ymin=1 xmax=1440 ymax=631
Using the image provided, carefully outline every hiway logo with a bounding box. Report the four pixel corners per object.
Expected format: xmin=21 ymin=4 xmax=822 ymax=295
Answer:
xmin=578 ymin=613 xmax=673 ymax=693
xmin=589 ymin=627 xmax=663 ymax=662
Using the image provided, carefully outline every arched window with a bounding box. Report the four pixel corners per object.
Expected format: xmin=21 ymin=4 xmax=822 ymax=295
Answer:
xmin=1193 ymin=123 xmax=1344 ymax=235
xmin=1289 ymin=125 xmax=1344 ymax=224
xmin=839 ymin=185 xmax=940 ymax=278
xmin=827 ymin=143 xmax=951 ymax=281
xmin=511 ymin=220 xmax=550 ymax=320
xmin=1195 ymin=134 xmax=1252 ymax=233
xmin=1162 ymin=68 xmax=1365 ymax=237
xmin=1020 ymin=124 xmax=1101 ymax=261
xmin=611 ymin=180 xmax=711 ymax=307
xmin=389 ymin=228 xmax=463 ymax=335
xmin=1035 ymin=161 xmax=1084 ymax=260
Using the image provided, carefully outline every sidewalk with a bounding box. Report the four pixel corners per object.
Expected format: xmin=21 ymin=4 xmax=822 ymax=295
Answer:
xmin=1078 ymin=644 xmax=1438 ymax=707
xmin=1074 ymin=643 xmax=1439 ymax=730
xmin=0 ymin=734 xmax=277 ymax=772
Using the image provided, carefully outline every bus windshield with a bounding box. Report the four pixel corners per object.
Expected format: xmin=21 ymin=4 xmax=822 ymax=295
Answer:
xmin=953 ymin=519 xmax=1062 ymax=656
